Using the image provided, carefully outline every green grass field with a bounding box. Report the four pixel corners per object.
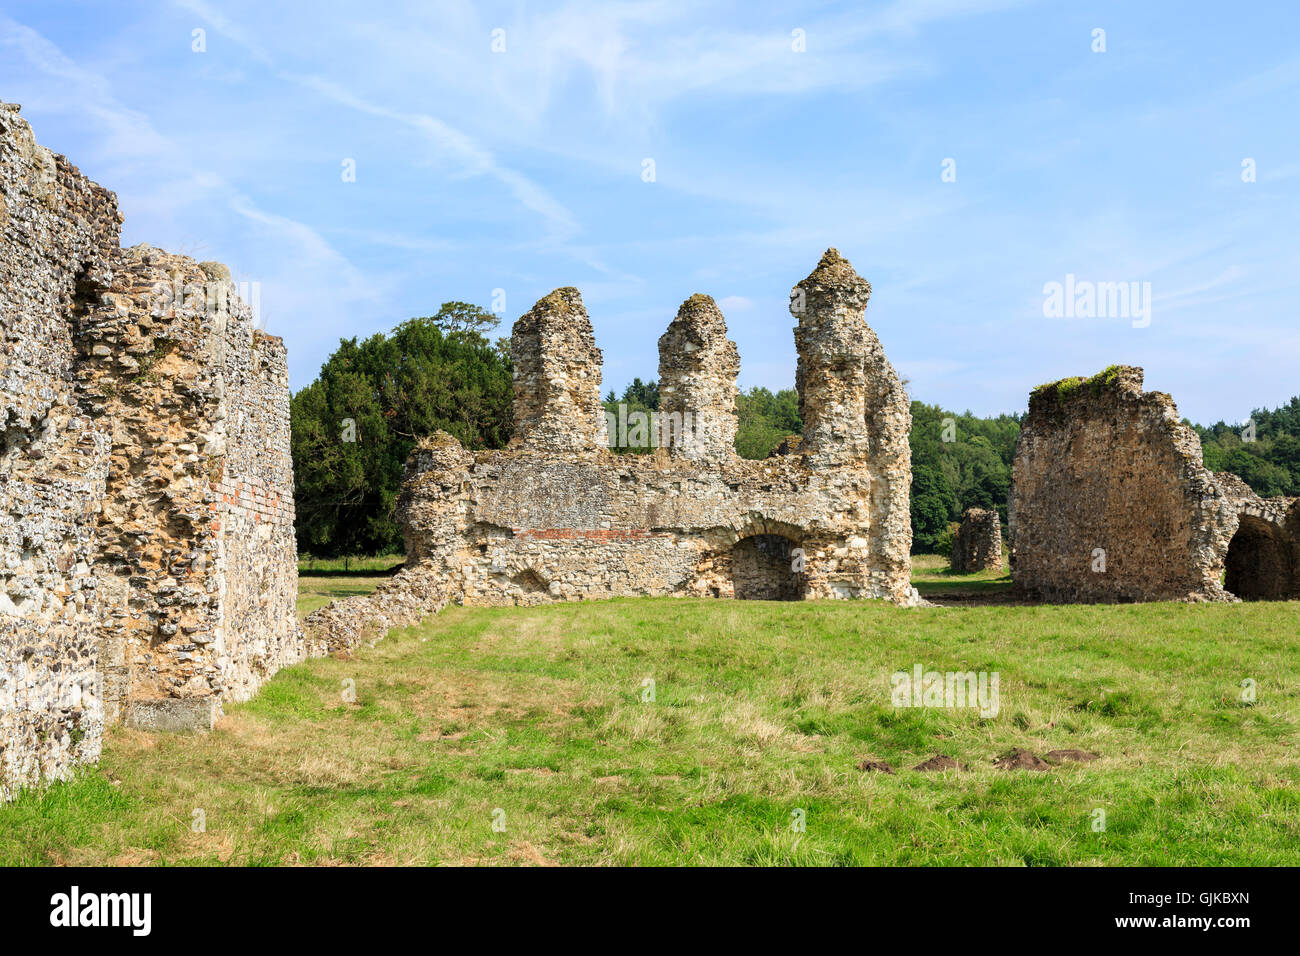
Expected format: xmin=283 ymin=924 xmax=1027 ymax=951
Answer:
xmin=296 ymin=575 xmax=394 ymax=619
xmin=295 ymin=553 xmax=405 ymax=619
xmin=910 ymin=552 xmax=1014 ymax=601
xmin=297 ymin=554 xmax=404 ymax=575
xmin=3 ymin=562 xmax=1298 ymax=866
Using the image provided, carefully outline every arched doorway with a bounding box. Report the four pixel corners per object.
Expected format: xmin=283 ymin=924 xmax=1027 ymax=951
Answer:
xmin=1224 ymin=515 xmax=1291 ymax=601
xmin=732 ymin=534 xmax=804 ymax=600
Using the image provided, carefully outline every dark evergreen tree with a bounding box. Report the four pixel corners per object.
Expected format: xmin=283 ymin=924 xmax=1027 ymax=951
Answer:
xmin=291 ymin=308 xmax=512 ymax=557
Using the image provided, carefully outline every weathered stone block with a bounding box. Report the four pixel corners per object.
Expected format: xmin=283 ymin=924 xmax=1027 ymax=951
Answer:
xmin=124 ymin=697 xmax=220 ymax=733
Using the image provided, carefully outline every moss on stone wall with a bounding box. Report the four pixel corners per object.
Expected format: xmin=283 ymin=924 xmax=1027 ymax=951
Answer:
xmin=1030 ymin=365 xmax=1125 ymax=406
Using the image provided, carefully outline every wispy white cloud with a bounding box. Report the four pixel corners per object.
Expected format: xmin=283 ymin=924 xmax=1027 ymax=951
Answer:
xmin=288 ymin=73 xmax=579 ymax=242
xmin=172 ymin=0 xmax=273 ymax=64
xmin=6 ymin=0 xmax=1296 ymax=421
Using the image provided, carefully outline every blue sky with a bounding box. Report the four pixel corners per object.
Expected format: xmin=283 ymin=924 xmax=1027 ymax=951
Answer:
xmin=2 ymin=0 xmax=1297 ymax=424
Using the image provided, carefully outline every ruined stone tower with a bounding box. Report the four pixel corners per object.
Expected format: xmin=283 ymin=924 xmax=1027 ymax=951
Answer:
xmin=793 ymin=249 xmax=914 ymax=581
xmin=793 ymin=248 xmax=875 ymax=463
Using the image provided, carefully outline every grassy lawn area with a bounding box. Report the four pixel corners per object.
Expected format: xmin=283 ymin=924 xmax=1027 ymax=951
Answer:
xmin=911 ymin=552 xmax=1014 ymax=600
xmin=297 ymin=554 xmax=405 ymax=575
xmin=296 ymin=575 xmax=394 ymax=619
xmin=296 ymin=551 xmax=404 ymax=618
xmin=295 ymin=554 xmax=403 ymax=619
xmin=3 ymin=571 xmax=1298 ymax=866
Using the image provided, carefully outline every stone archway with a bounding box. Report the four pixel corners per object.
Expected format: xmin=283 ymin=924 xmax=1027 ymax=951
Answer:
xmin=1224 ymin=514 xmax=1292 ymax=601
xmin=731 ymin=534 xmax=804 ymax=600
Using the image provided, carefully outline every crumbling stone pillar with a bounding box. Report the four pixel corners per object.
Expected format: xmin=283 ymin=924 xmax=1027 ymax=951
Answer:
xmin=792 ymin=249 xmax=873 ymax=463
xmin=951 ymin=508 xmax=1003 ymax=573
xmin=657 ymin=294 xmax=739 ymax=460
xmin=791 ymin=248 xmax=913 ymax=566
xmin=510 ymin=288 xmax=608 ymax=454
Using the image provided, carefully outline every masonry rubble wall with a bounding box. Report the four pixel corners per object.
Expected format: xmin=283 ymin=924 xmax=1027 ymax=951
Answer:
xmin=0 ymin=101 xmax=119 ymax=799
xmin=951 ymin=507 xmax=1002 ymax=573
xmin=1 ymin=101 xmax=303 ymax=799
xmin=307 ymin=249 xmax=918 ymax=653
xmin=1213 ymin=472 xmax=1300 ymax=600
xmin=1009 ymin=366 xmax=1254 ymax=603
xmin=77 ymin=246 xmax=303 ymax=731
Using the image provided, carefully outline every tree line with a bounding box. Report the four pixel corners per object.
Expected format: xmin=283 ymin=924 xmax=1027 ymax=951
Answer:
xmin=290 ymin=304 xmax=1300 ymax=557
xmin=1193 ymin=398 xmax=1300 ymax=498
xmin=600 ymin=378 xmax=801 ymax=460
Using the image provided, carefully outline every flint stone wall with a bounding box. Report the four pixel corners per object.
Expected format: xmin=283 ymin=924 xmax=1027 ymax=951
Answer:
xmin=509 ymin=287 xmax=608 ymax=453
xmin=307 ymin=249 xmax=917 ymax=652
xmin=0 ymin=101 xmax=119 ymax=799
xmin=1009 ymin=366 xmax=1252 ymax=603
xmin=78 ymin=246 xmax=303 ymax=731
xmin=1214 ymin=472 xmax=1300 ymax=600
xmin=1 ymin=102 xmax=302 ymax=800
xmin=951 ymin=507 xmax=1002 ymax=573
xmin=657 ymin=295 xmax=739 ymax=461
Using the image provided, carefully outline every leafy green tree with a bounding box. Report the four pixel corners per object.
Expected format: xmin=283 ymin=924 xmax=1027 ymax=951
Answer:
xmin=908 ymin=401 xmax=1019 ymax=553
xmin=910 ymin=463 xmax=959 ymax=553
xmin=600 ymin=380 xmax=801 ymax=458
xmin=291 ymin=308 xmax=512 ymax=557
xmin=601 ymin=380 xmax=660 ymax=455
xmin=735 ymin=386 xmax=801 ymax=459
xmin=1218 ymin=447 xmax=1292 ymax=497
xmin=1195 ymin=396 xmax=1300 ymax=497
xmin=426 ymin=300 xmax=501 ymax=338
xmin=290 ymin=363 xmax=385 ymax=558
xmin=622 ymin=377 xmax=660 ymax=410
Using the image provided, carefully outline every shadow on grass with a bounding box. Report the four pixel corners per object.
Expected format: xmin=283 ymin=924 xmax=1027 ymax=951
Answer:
xmin=295 ymin=561 xmax=405 ymax=579
xmin=911 ymin=554 xmax=1017 ymax=605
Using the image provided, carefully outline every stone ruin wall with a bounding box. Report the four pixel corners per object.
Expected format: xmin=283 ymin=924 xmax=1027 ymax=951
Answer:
xmin=307 ymin=249 xmax=917 ymax=652
xmin=1008 ymin=366 xmax=1300 ymax=603
xmin=214 ymin=305 xmax=303 ymax=708
xmin=0 ymin=101 xmax=119 ymax=800
xmin=1213 ymin=472 xmax=1300 ymax=601
xmin=77 ymin=246 xmax=303 ymax=732
xmin=951 ymin=507 xmax=1002 ymax=573
xmin=1 ymin=102 xmax=303 ymax=798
